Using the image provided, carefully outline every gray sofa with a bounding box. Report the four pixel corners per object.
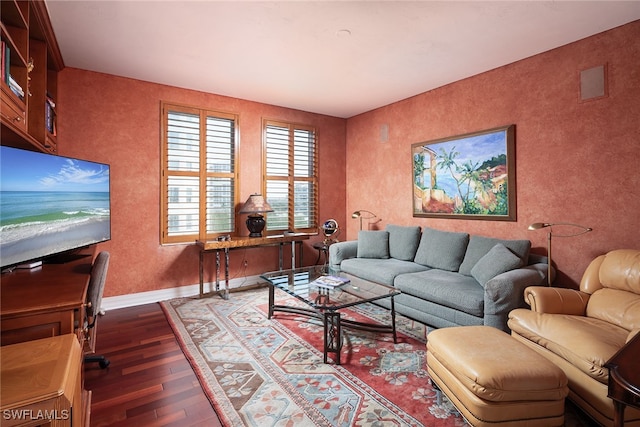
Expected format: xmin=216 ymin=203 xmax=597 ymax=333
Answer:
xmin=328 ymin=224 xmax=551 ymax=332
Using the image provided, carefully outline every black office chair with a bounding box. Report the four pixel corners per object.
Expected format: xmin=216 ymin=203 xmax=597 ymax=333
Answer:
xmin=84 ymin=251 xmax=111 ymax=369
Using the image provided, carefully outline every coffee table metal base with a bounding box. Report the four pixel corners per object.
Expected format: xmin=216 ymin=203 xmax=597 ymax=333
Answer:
xmin=267 ymin=285 xmax=397 ymax=365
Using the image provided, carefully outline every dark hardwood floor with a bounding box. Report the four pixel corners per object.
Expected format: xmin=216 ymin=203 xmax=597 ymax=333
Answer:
xmin=85 ymin=300 xmax=599 ymax=427
xmin=84 ymin=303 xmax=223 ymax=427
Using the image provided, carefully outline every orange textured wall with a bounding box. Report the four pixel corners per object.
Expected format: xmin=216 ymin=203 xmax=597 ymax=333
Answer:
xmin=57 ymin=70 xmax=346 ymax=297
xmin=344 ymin=21 xmax=640 ymax=288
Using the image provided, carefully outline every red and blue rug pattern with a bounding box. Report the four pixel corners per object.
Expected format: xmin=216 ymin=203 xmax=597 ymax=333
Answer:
xmin=161 ymin=287 xmax=464 ymax=427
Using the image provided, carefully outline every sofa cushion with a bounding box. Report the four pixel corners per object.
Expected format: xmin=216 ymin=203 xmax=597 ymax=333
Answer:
xmin=459 ymin=235 xmax=531 ymax=276
xmin=598 ymin=249 xmax=640 ymax=293
xmin=508 ymin=309 xmax=629 ymax=384
xmin=586 ymin=288 xmax=640 ymax=331
xmin=386 ymin=224 xmax=421 ymax=261
xmin=414 ymin=227 xmax=469 ymax=271
xmin=470 ymin=243 xmax=523 ymax=287
xmin=341 ymin=258 xmax=429 ymax=287
xmin=394 ymin=270 xmax=484 ymax=317
xmin=357 ymin=230 xmax=389 ymax=259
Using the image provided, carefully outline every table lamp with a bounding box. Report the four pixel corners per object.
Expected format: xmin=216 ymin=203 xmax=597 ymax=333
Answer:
xmin=239 ymin=194 xmax=273 ymax=237
xmin=528 ymin=222 xmax=592 ymax=286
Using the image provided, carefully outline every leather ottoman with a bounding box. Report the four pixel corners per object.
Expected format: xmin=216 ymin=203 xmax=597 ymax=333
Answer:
xmin=426 ymin=325 xmax=569 ymax=427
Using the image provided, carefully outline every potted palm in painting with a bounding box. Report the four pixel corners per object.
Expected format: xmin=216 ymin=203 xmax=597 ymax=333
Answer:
xmin=412 ymin=125 xmax=516 ymax=221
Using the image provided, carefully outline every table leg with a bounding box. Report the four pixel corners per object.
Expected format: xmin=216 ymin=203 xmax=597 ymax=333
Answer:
xmin=612 ymin=400 xmax=626 ymax=427
xmin=215 ymin=251 xmax=220 ymax=292
xmin=199 ymin=250 xmax=204 ymax=298
xmin=279 ymin=243 xmax=284 ymax=270
xmin=299 ymin=242 xmax=303 ymax=267
xmin=321 ymin=247 xmax=328 ymax=273
xmin=390 ymin=295 xmax=398 ymax=343
xmin=291 ymin=241 xmax=296 ymax=268
xmin=324 ymin=311 xmax=342 ymax=365
xmin=268 ymin=285 xmax=274 ymax=319
xmin=222 ymin=248 xmax=230 ymax=300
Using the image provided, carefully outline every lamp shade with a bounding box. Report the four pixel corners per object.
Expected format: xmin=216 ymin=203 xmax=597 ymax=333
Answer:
xmin=351 ymin=210 xmax=376 ymax=219
xmin=239 ymin=194 xmax=273 ymax=215
xmin=528 ymin=222 xmax=551 ymax=230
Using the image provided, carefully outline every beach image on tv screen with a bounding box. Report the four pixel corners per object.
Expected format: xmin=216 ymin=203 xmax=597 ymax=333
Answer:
xmin=0 ymin=147 xmax=110 ymax=267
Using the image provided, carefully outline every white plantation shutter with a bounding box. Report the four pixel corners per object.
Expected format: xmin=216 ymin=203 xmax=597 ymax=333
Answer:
xmin=264 ymin=120 xmax=317 ymax=234
xmin=205 ymin=116 xmax=236 ymax=234
xmin=162 ymin=103 xmax=238 ymax=244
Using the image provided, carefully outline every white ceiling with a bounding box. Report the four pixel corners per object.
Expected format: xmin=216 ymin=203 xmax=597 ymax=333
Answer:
xmin=45 ymin=1 xmax=640 ymax=118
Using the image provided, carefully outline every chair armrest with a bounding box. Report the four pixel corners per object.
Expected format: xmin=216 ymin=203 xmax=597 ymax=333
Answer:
xmin=524 ymin=286 xmax=590 ymax=315
xmin=483 ymin=265 xmax=548 ymax=331
xmin=328 ymin=240 xmax=358 ymax=273
xmin=627 ymin=329 xmax=640 ymax=343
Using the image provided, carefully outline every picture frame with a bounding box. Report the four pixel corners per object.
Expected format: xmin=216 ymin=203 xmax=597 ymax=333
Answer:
xmin=412 ymin=125 xmax=516 ymax=221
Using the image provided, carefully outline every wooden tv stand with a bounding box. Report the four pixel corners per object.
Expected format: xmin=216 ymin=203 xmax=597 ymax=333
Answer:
xmin=0 ymin=247 xmax=94 ymax=347
xmin=1 ymin=249 xmax=96 ymax=427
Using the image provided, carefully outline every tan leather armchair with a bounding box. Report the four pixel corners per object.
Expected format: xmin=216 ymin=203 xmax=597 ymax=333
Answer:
xmin=508 ymin=249 xmax=640 ymax=427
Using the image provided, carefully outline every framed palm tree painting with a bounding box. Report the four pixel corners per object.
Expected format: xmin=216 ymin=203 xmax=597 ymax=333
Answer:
xmin=411 ymin=125 xmax=516 ymax=221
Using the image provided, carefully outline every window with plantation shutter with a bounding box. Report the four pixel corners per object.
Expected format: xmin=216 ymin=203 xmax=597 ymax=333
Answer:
xmin=263 ymin=120 xmax=318 ymax=234
xmin=161 ymin=103 xmax=238 ymax=244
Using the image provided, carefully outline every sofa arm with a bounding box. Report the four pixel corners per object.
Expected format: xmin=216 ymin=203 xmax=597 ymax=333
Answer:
xmin=483 ymin=265 xmax=549 ymax=332
xmin=328 ymin=240 xmax=358 ymax=274
xmin=523 ymin=286 xmax=590 ymax=315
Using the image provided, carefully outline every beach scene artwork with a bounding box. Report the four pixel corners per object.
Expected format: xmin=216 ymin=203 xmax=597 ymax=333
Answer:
xmin=0 ymin=147 xmax=110 ymax=267
xmin=412 ymin=125 xmax=515 ymax=221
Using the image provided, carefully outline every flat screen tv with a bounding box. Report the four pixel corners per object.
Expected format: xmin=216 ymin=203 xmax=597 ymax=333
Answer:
xmin=0 ymin=146 xmax=111 ymax=269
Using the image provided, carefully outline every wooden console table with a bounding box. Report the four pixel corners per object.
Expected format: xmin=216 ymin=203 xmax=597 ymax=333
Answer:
xmin=605 ymin=332 xmax=640 ymax=427
xmin=0 ymin=334 xmax=88 ymax=427
xmin=196 ymin=234 xmax=309 ymax=299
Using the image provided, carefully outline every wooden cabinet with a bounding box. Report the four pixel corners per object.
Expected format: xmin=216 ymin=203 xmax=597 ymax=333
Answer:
xmin=0 ymin=334 xmax=89 ymax=427
xmin=0 ymin=250 xmax=93 ymax=347
xmin=1 ymin=0 xmax=63 ymax=154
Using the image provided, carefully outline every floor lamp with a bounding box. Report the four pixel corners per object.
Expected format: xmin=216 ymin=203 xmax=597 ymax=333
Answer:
xmin=351 ymin=210 xmax=377 ymax=230
xmin=528 ymin=222 xmax=592 ymax=286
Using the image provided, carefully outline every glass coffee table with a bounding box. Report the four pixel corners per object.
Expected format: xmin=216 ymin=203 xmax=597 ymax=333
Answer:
xmin=261 ymin=265 xmax=400 ymax=365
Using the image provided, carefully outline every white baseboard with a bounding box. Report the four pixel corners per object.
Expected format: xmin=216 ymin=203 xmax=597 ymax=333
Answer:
xmin=101 ymin=274 xmax=265 ymax=311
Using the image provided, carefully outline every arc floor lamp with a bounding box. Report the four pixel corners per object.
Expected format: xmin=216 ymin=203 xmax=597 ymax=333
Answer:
xmin=528 ymin=222 xmax=592 ymax=286
xmin=351 ymin=210 xmax=377 ymax=230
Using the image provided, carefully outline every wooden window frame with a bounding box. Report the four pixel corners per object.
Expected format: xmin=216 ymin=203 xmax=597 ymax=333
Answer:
xmin=262 ymin=119 xmax=318 ymax=235
xmin=161 ymin=102 xmax=239 ymax=244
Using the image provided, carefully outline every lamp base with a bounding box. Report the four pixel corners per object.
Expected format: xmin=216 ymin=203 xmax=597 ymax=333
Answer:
xmin=246 ymin=215 xmax=266 ymax=238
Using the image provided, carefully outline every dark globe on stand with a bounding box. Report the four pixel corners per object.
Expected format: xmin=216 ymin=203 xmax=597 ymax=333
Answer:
xmin=321 ymin=219 xmax=340 ymax=244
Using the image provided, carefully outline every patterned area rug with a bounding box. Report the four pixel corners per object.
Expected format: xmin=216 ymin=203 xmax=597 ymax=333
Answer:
xmin=160 ymin=287 xmax=464 ymax=427
xmin=161 ymin=287 xmax=596 ymax=427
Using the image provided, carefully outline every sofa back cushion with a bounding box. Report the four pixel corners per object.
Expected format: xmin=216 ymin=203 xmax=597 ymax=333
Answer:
xmin=414 ymin=227 xmax=469 ymax=271
xmin=386 ymin=224 xmax=421 ymax=261
xmin=586 ymin=249 xmax=640 ymax=330
xmin=598 ymin=249 xmax=640 ymax=293
xmin=587 ymin=289 xmax=640 ymax=331
xmin=470 ymin=243 xmax=524 ymax=286
xmin=357 ymin=230 xmax=389 ymax=259
xmin=459 ymin=235 xmax=531 ymax=276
